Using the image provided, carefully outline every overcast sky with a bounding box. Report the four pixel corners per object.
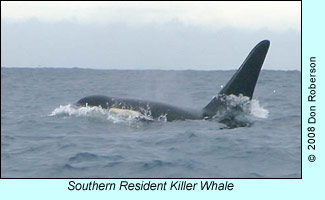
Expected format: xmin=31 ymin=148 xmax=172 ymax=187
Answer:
xmin=1 ymin=2 xmax=301 ymax=70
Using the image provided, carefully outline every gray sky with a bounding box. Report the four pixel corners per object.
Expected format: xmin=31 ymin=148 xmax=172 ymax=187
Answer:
xmin=1 ymin=2 xmax=301 ymax=70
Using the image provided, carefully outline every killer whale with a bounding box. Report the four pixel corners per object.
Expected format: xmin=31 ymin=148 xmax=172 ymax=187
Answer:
xmin=76 ymin=40 xmax=270 ymax=122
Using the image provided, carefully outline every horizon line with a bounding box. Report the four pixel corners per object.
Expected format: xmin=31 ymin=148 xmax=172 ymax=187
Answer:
xmin=1 ymin=66 xmax=301 ymax=72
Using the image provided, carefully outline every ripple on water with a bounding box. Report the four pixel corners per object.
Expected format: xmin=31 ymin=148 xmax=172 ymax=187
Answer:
xmin=68 ymin=152 xmax=124 ymax=163
xmin=141 ymin=160 xmax=174 ymax=170
xmin=68 ymin=152 xmax=98 ymax=163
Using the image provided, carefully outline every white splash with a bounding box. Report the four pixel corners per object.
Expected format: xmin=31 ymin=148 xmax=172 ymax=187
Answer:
xmin=49 ymin=104 xmax=154 ymax=124
xmin=226 ymin=95 xmax=268 ymax=118
xmin=249 ymin=99 xmax=269 ymax=119
xmin=49 ymin=104 xmax=106 ymax=117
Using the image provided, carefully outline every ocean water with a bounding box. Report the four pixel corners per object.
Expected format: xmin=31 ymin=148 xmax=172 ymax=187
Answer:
xmin=1 ymin=68 xmax=301 ymax=178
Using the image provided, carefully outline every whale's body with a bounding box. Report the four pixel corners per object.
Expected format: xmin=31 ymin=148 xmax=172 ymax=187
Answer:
xmin=76 ymin=95 xmax=203 ymax=121
xmin=76 ymin=40 xmax=270 ymax=122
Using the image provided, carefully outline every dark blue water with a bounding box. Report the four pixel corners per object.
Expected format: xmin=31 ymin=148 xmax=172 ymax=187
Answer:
xmin=1 ymin=68 xmax=301 ymax=178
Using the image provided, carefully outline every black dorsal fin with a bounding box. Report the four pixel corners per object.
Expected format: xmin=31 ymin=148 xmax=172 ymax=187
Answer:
xmin=203 ymin=40 xmax=270 ymax=117
xmin=218 ymin=40 xmax=270 ymax=99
